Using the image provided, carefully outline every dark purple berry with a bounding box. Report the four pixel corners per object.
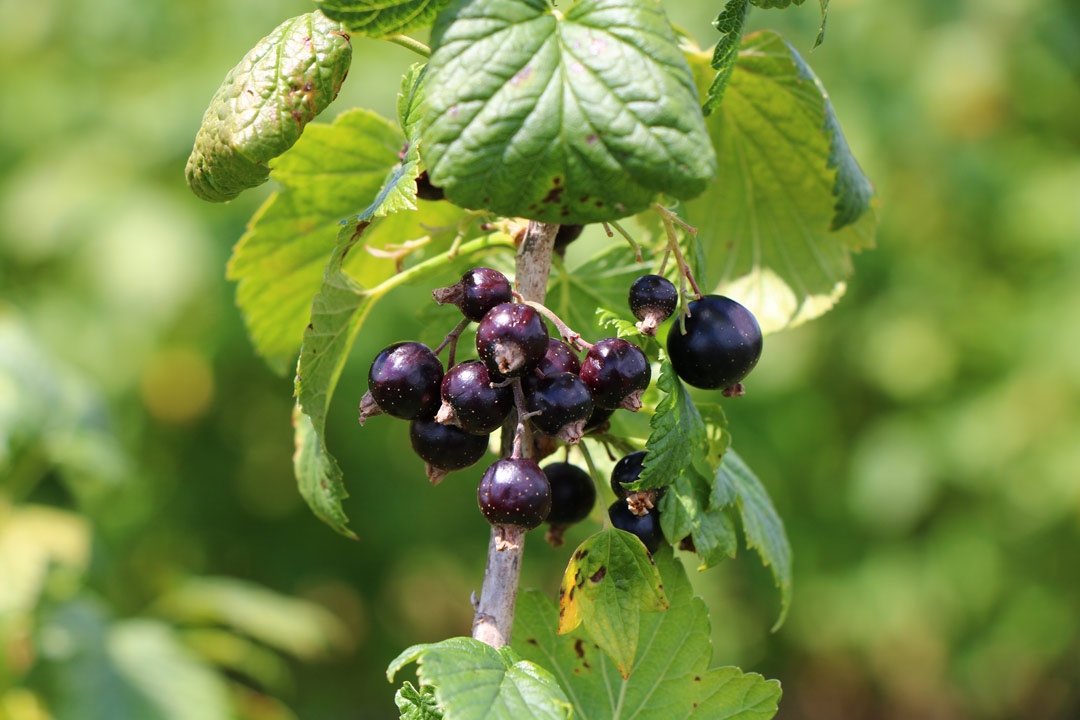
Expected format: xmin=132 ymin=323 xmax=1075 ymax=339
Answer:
xmin=363 ymin=342 xmax=443 ymax=422
xmin=409 ymin=419 xmax=489 ymax=485
xmin=436 ymin=360 xmax=513 ymax=435
xmin=580 ymin=338 xmax=650 ymax=411
xmin=608 ymin=501 xmax=663 ymax=554
xmin=543 ymin=462 xmax=596 ymax=547
xmin=415 ymin=171 xmax=445 ymax=201
xmin=629 ymin=275 xmax=678 ymax=336
xmin=553 ymin=224 xmax=584 ymax=256
xmin=433 ymin=267 xmax=513 ymax=322
xmin=475 ymin=303 xmax=549 ymax=378
xmin=526 ymin=372 xmax=593 ymax=444
xmin=610 ymin=450 xmax=665 ymax=516
xmin=538 ymin=338 xmax=581 ymax=377
xmin=667 ymin=295 xmax=762 ymax=391
xmin=478 ymin=458 xmax=551 ymax=530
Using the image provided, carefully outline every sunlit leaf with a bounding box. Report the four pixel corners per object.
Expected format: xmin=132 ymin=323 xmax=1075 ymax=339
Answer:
xmin=317 ymin=0 xmax=452 ymax=38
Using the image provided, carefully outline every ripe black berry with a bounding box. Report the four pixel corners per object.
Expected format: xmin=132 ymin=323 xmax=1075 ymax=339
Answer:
xmin=409 ymin=419 xmax=489 ymax=485
xmin=478 ymin=458 xmax=551 ymax=530
xmin=432 ymin=267 xmax=513 ymax=322
xmin=415 ymin=171 xmax=445 ymax=201
xmin=526 ymin=372 xmax=594 ymax=444
xmin=667 ymin=295 xmax=763 ymax=391
xmin=610 ymin=450 xmax=665 ymax=516
xmin=580 ymin=338 xmax=651 ymax=411
xmin=553 ymin=224 xmax=584 ymax=256
xmin=436 ymin=360 xmax=513 ymax=435
xmin=537 ymin=338 xmax=581 ymax=377
xmin=475 ymin=303 xmax=549 ymax=378
xmin=361 ymin=342 xmax=443 ymax=424
xmin=543 ymin=462 xmax=596 ymax=547
xmin=628 ymin=275 xmax=678 ymax=336
xmin=608 ymin=501 xmax=663 ymax=554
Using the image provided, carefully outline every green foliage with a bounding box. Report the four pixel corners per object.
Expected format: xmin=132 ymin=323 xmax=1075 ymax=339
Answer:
xmin=396 ymin=682 xmax=443 ymax=719
xmin=388 ymin=638 xmax=573 ymax=720
xmin=317 ymin=0 xmax=453 ymax=38
xmin=514 ymin=547 xmax=781 ymax=720
xmin=185 ymin=12 xmax=353 ymax=202
xmin=704 ymin=0 xmax=751 ymax=112
xmin=548 ymin=245 xmax=645 ymax=341
xmin=557 ymin=529 xmax=669 ymax=676
xmin=658 ymin=463 xmax=738 ymax=569
xmin=421 ymin=0 xmax=716 ymax=223
xmin=635 ymin=362 xmax=706 ymax=491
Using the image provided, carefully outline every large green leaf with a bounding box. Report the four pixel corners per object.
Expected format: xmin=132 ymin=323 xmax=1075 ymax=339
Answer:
xmin=549 ymin=244 xmax=647 ymax=342
xmin=685 ymin=31 xmax=876 ymax=335
xmin=513 ymin=548 xmax=781 ymax=720
xmin=185 ymin=12 xmax=353 ymax=202
xmin=557 ymin=529 xmax=668 ymax=676
xmin=422 ymin=0 xmax=715 ymax=223
xmin=316 ymin=0 xmax=452 ymax=38
xmin=387 ymin=638 xmax=573 ymax=720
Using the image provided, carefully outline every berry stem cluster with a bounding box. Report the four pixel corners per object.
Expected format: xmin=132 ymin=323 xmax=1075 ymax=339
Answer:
xmin=653 ymin=202 xmax=703 ymax=305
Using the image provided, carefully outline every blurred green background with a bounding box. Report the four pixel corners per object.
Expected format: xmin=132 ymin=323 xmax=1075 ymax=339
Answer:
xmin=2 ymin=0 xmax=1079 ymax=718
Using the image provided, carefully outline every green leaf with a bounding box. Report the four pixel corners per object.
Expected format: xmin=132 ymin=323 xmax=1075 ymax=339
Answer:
xmin=396 ymin=682 xmax=443 ymax=720
xmin=557 ymin=529 xmax=668 ymax=676
xmin=422 ymin=0 xmax=715 ymax=224
xmin=713 ymin=448 xmax=792 ymax=628
xmin=387 ymin=638 xmax=572 ymax=720
xmin=317 ymin=0 xmax=452 ymax=38
xmin=685 ymin=31 xmax=876 ymax=335
xmin=548 ymin=244 xmax=645 ymax=342
xmin=704 ymin=0 xmax=751 ymax=113
xmin=634 ymin=361 xmax=705 ymax=492
xmin=658 ymin=461 xmax=737 ymax=570
xmin=186 ymin=12 xmax=353 ymax=202
xmin=513 ymin=547 xmax=781 ymax=720
xmin=595 ymin=309 xmax=660 ymax=361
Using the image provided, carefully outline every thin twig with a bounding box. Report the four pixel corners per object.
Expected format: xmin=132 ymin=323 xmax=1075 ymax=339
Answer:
xmin=653 ymin=202 xmax=703 ymax=299
xmin=513 ymin=294 xmax=593 ymax=351
xmin=434 ymin=317 xmax=470 ymax=367
xmin=386 ymin=35 xmax=431 ymax=58
xmin=606 ymin=220 xmax=644 ymax=262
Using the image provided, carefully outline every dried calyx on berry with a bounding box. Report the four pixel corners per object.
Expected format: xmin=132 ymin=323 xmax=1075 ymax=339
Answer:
xmin=667 ymin=295 xmax=763 ymax=393
xmin=475 ymin=303 xmax=549 ymax=378
xmin=409 ymin=419 xmax=489 ymax=485
xmin=436 ymin=360 xmax=512 ymax=435
xmin=478 ymin=457 xmax=552 ymax=551
xmin=580 ymin=338 xmax=651 ymax=411
xmin=608 ymin=501 xmax=663 ymax=554
xmin=360 ymin=342 xmax=443 ymax=425
xmin=414 ymin=170 xmax=445 ymax=202
xmin=610 ymin=450 xmax=666 ymax=516
xmin=542 ymin=462 xmax=595 ymax=548
xmin=628 ymin=274 xmax=678 ymax=336
xmin=432 ymin=267 xmax=513 ymax=322
xmin=526 ymin=372 xmax=594 ymax=445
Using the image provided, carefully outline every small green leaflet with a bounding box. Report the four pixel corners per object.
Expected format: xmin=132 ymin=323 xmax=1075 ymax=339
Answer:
xmin=633 ymin=361 xmax=705 ymax=492
xmin=749 ymin=0 xmax=828 ymax=46
xmin=714 ymin=449 xmax=792 ymax=629
xmin=658 ymin=459 xmax=738 ymax=570
xmin=396 ymin=682 xmax=443 ymax=720
xmin=558 ymin=529 xmax=668 ymax=676
xmin=317 ymin=0 xmax=451 ymax=38
xmin=704 ymin=0 xmax=751 ymax=113
xmin=422 ymin=0 xmax=715 ymax=224
xmin=595 ymin=309 xmax=660 ymax=361
xmin=186 ymin=12 xmax=352 ymax=202
xmin=685 ymin=31 xmax=876 ymax=336
xmin=387 ymin=638 xmax=572 ymax=720
xmin=514 ymin=547 xmax=781 ymax=720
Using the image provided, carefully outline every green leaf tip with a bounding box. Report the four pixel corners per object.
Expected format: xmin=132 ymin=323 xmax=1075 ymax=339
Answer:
xmin=317 ymin=0 xmax=452 ymax=39
xmin=185 ymin=11 xmax=353 ymax=202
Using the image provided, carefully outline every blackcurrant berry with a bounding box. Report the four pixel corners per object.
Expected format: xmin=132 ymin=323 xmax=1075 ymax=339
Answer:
xmin=608 ymin=501 xmax=663 ymax=554
xmin=436 ymin=360 xmax=513 ymax=435
xmin=415 ymin=171 xmax=445 ymax=201
xmin=666 ymin=295 xmax=762 ymax=391
xmin=409 ymin=419 xmax=489 ymax=485
xmin=628 ymin=274 xmax=678 ymax=336
xmin=475 ymin=303 xmax=549 ymax=378
xmin=610 ymin=450 xmax=665 ymax=516
xmin=580 ymin=338 xmax=650 ymax=411
xmin=432 ymin=267 xmax=513 ymax=322
xmin=537 ymin=337 xmax=581 ymax=377
xmin=526 ymin=372 xmax=594 ymax=444
xmin=478 ymin=458 xmax=551 ymax=531
xmin=553 ymin=224 xmax=584 ymax=256
xmin=543 ymin=462 xmax=596 ymax=547
xmin=360 ymin=342 xmax=443 ymax=424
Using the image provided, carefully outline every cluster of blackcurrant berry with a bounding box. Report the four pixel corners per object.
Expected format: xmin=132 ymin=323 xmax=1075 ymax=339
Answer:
xmin=358 ymin=259 xmax=763 ymax=554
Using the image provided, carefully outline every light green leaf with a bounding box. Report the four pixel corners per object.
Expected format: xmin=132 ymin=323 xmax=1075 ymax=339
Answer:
xmin=713 ymin=448 xmax=792 ymax=628
xmin=422 ymin=0 xmax=715 ymax=223
xmin=387 ymin=638 xmax=572 ymax=720
xmin=595 ymin=309 xmax=660 ymax=361
xmin=704 ymin=0 xmax=751 ymax=113
xmin=557 ymin=529 xmax=668 ymax=676
xmin=549 ymin=245 xmax=645 ymax=342
xmin=317 ymin=0 xmax=452 ymax=38
xmin=686 ymin=30 xmax=876 ymax=335
xmin=514 ymin=547 xmax=781 ymax=720
xmin=186 ymin=12 xmax=353 ymax=202
xmin=634 ymin=361 xmax=705 ymax=492
xmin=396 ymin=682 xmax=443 ymax=720
xmin=658 ymin=462 xmax=737 ymax=570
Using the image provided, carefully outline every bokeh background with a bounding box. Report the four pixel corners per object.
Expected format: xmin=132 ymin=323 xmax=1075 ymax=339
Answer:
xmin=2 ymin=0 xmax=1079 ymax=717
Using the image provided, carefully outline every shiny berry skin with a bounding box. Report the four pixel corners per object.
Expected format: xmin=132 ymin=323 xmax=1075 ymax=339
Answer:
xmin=434 ymin=267 xmax=513 ymax=322
xmin=368 ymin=342 xmax=443 ymax=420
xmin=667 ymin=295 xmax=763 ymax=390
xmin=543 ymin=462 xmax=596 ymax=526
xmin=553 ymin=224 xmax=584 ymax=256
xmin=478 ymin=458 xmax=551 ymax=529
xmin=475 ymin=303 xmax=549 ymax=378
xmin=608 ymin=501 xmax=663 ymax=554
xmin=437 ymin=360 xmax=512 ymax=435
xmin=609 ymin=450 xmax=647 ymax=499
xmin=526 ymin=372 xmax=593 ymax=443
xmin=415 ymin=171 xmax=445 ymax=201
xmin=580 ymin=338 xmax=651 ymax=411
xmin=629 ymin=275 xmax=678 ymax=334
xmin=538 ymin=338 xmax=581 ymax=377
xmin=409 ymin=419 xmax=488 ymax=476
